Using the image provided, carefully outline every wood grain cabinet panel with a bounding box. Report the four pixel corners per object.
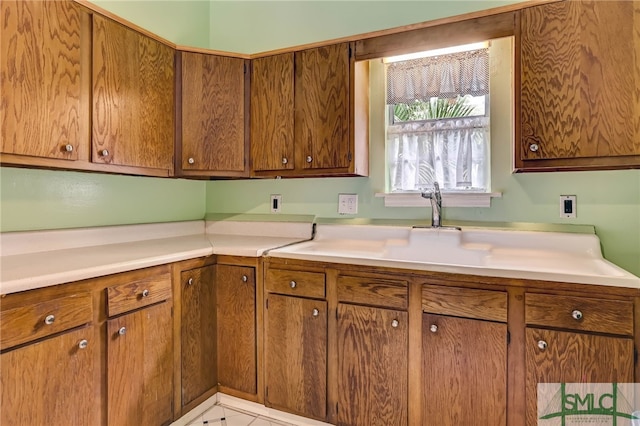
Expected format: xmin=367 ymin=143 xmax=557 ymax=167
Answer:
xmin=251 ymin=53 xmax=295 ymax=172
xmin=518 ymin=0 xmax=640 ymax=170
xmin=337 ymin=303 xmax=408 ymax=426
xmin=264 ymin=294 xmax=327 ymax=420
xmin=0 ymin=325 xmax=100 ymax=426
xmin=217 ymin=264 xmax=257 ymax=396
xmin=180 ymin=265 xmax=217 ymax=408
xmin=525 ymin=328 xmax=634 ymax=426
xmin=1 ymin=0 xmax=85 ymax=160
xmin=106 ymin=272 xmax=172 ymax=317
xmin=423 ymin=313 xmax=507 ymax=426
xmin=178 ymin=52 xmax=248 ymax=177
xmin=92 ymin=15 xmax=174 ymax=174
xmin=107 ymin=301 xmax=173 ymax=426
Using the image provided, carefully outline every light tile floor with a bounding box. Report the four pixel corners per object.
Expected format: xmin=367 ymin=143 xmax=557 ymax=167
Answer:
xmin=186 ymin=403 xmax=294 ymax=426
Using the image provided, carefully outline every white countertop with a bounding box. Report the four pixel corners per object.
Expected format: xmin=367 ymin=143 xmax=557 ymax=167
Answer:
xmin=0 ymin=219 xmax=314 ymax=295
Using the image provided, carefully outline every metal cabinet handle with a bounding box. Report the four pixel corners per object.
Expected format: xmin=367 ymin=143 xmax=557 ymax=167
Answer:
xmin=65 ymin=144 xmax=74 ymax=152
xmin=571 ymin=310 xmax=583 ymax=321
xmin=282 ymin=157 xmax=288 ymax=165
xmin=290 ymin=280 xmax=297 ymax=289
xmin=118 ymin=327 xmax=126 ymax=336
xmin=430 ymin=324 xmax=438 ymax=333
xmin=306 ymin=156 xmax=313 ymax=163
xmin=187 ymin=277 xmax=193 ymax=286
xmin=312 ymin=308 xmax=319 ymax=317
xmin=78 ymin=339 xmax=88 ymax=349
xmin=100 ymin=149 xmax=109 ymax=157
xmin=537 ymin=340 xmax=548 ymax=351
xmin=391 ymin=319 xmax=399 ymax=328
xmin=529 ymin=143 xmax=539 ymax=153
xmin=44 ymin=315 xmax=55 ymax=325
xmin=242 ymin=275 xmax=248 ymax=282
xmin=188 ymin=157 xmax=195 ymax=165
xmin=141 ymin=289 xmax=150 ymax=298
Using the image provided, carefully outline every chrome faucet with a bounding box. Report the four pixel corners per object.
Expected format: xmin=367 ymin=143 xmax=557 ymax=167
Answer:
xmin=421 ymin=182 xmax=442 ymax=228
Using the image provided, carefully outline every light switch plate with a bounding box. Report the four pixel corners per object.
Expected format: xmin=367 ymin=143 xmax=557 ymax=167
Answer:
xmin=338 ymin=193 xmax=358 ymax=215
xmin=270 ymin=194 xmax=282 ymax=213
xmin=560 ymin=195 xmax=576 ymax=218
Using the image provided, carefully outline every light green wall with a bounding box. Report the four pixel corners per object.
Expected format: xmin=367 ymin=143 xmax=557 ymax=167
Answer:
xmin=92 ymin=0 xmax=210 ymax=48
xmin=205 ymin=2 xmax=640 ymax=277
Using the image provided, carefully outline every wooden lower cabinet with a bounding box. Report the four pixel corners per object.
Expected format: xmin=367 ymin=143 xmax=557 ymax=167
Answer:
xmin=180 ymin=264 xmax=217 ymax=408
xmin=264 ymin=294 xmax=327 ymax=420
xmin=107 ymin=301 xmax=173 ymax=426
xmin=422 ymin=313 xmax=507 ymax=426
xmin=217 ymin=264 xmax=257 ymax=396
xmin=0 ymin=325 xmax=100 ymax=426
xmin=525 ymin=328 xmax=634 ymax=426
xmin=337 ymin=303 xmax=408 ymax=426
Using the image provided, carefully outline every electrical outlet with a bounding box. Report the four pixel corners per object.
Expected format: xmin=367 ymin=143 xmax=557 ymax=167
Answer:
xmin=270 ymin=194 xmax=282 ymax=213
xmin=338 ymin=193 xmax=358 ymax=215
xmin=560 ymin=195 xmax=576 ymax=218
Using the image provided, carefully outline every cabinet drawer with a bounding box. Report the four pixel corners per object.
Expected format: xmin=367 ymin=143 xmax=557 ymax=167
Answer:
xmin=525 ymin=293 xmax=633 ymax=336
xmin=422 ymin=286 xmax=507 ymax=323
xmin=106 ymin=272 xmax=172 ymax=317
xmin=1 ymin=293 xmax=93 ymax=350
xmin=266 ymin=269 xmax=325 ymax=299
xmin=337 ymin=275 xmax=407 ymax=310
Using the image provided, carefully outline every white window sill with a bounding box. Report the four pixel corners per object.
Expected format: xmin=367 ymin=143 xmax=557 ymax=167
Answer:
xmin=375 ymin=192 xmax=502 ymax=208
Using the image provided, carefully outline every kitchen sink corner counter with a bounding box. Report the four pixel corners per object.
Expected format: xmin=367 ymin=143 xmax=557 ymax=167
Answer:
xmin=0 ymin=214 xmax=315 ymax=295
xmin=266 ymin=220 xmax=640 ymax=289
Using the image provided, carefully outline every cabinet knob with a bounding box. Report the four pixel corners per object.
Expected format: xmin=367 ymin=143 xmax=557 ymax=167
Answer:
xmin=78 ymin=339 xmax=88 ymax=349
xmin=188 ymin=157 xmax=195 ymax=165
xmin=100 ymin=149 xmax=109 ymax=157
xmin=391 ymin=319 xmax=399 ymax=328
xmin=571 ymin=310 xmax=583 ymax=321
xmin=241 ymin=275 xmax=248 ymax=282
xmin=187 ymin=277 xmax=194 ymax=286
xmin=65 ymin=144 xmax=74 ymax=152
xmin=141 ymin=289 xmax=150 ymax=298
xmin=306 ymin=156 xmax=313 ymax=163
xmin=537 ymin=340 xmax=548 ymax=351
xmin=282 ymin=157 xmax=288 ymax=165
xmin=312 ymin=308 xmax=319 ymax=317
xmin=44 ymin=314 xmax=55 ymax=325
xmin=430 ymin=324 xmax=438 ymax=333
xmin=529 ymin=143 xmax=539 ymax=153
xmin=290 ymin=280 xmax=297 ymax=289
xmin=118 ymin=326 xmax=126 ymax=336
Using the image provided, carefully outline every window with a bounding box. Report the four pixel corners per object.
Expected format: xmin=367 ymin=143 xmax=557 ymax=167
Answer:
xmin=385 ymin=43 xmax=491 ymax=193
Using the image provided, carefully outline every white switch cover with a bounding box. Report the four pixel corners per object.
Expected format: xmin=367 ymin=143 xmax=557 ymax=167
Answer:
xmin=338 ymin=193 xmax=358 ymax=215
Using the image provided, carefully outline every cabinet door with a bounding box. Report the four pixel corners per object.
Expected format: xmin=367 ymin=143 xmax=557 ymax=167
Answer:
xmin=217 ymin=264 xmax=257 ymax=395
xmin=1 ymin=0 xmax=84 ymax=160
xmin=337 ymin=303 xmax=408 ymax=426
xmin=180 ymin=52 xmax=247 ymax=176
xmin=295 ymin=43 xmax=350 ymax=170
xmin=422 ymin=314 xmax=507 ymax=426
xmin=107 ymin=302 xmax=173 ymax=426
xmin=519 ymin=1 xmax=640 ymax=167
xmin=181 ymin=265 xmax=217 ymax=407
xmin=265 ymin=294 xmax=327 ymax=420
xmin=251 ymin=53 xmax=295 ymax=172
xmin=0 ymin=326 xmax=99 ymax=425
xmin=525 ymin=328 xmax=634 ymax=426
xmin=92 ymin=15 xmax=174 ymax=173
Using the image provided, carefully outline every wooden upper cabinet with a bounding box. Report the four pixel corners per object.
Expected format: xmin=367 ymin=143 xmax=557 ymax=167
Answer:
xmin=295 ymin=43 xmax=350 ymax=171
xmin=92 ymin=15 xmax=175 ymax=175
xmin=250 ymin=53 xmax=295 ymax=172
xmin=177 ymin=51 xmax=248 ymax=177
xmin=1 ymin=0 xmax=86 ymax=161
xmin=517 ymin=0 xmax=640 ymax=171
